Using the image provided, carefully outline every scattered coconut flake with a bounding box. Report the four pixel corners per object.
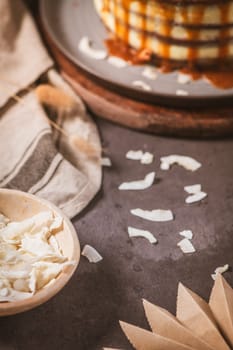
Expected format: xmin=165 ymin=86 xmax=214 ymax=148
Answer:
xmin=160 ymin=162 xmax=170 ymax=171
xmin=176 ymin=89 xmax=189 ymax=96
xmin=101 ymin=157 xmax=112 ymax=167
xmin=81 ymin=245 xmax=103 ymax=263
xmin=107 ymin=56 xmax=127 ymax=68
xmin=142 ymin=66 xmax=158 ymax=80
xmin=78 ymin=36 xmax=107 ymax=60
xmin=177 ymin=73 xmax=191 ymax=85
xmin=126 ymin=150 xmax=153 ymax=164
xmin=126 ymin=150 xmax=144 ymax=160
xmin=160 ymin=155 xmax=201 ymax=172
xmin=131 ymin=209 xmax=174 ymax=222
xmin=177 ymin=238 xmax=196 ymax=254
xmin=215 ymin=264 xmax=229 ymax=274
xmin=185 ymin=191 xmax=207 ymax=204
xmin=141 ymin=152 xmax=154 ymax=165
xmin=184 ymin=184 xmax=202 ymax=194
xmin=119 ymin=172 xmax=155 ymax=191
xmin=128 ymin=227 xmax=157 ymax=244
xmin=179 ymin=230 xmax=193 ymax=240
xmin=132 ymin=80 xmax=152 ymax=91
xmin=212 ymin=264 xmax=229 ymax=280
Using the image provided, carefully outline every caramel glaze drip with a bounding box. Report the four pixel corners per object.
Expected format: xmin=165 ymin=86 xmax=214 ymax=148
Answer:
xmin=219 ymin=2 xmax=230 ymax=59
xmin=105 ymin=0 xmax=152 ymax=63
xmin=102 ymin=0 xmax=233 ymax=89
xmin=102 ymin=0 xmax=110 ymax=12
xmin=140 ymin=2 xmax=147 ymax=48
xmin=114 ymin=0 xmax=119 ymax=38
xmin=123 ymin=0 xmax=130 ymax=43
xmin=158 ymin=3 xmax=173 ymax=60
xmin=186 ymin=6 xmax=204 ymax=63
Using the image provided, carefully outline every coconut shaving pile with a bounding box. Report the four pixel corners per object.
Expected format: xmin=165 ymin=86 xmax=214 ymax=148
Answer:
xmin=0 ymin=211 xmax=73 ymax=302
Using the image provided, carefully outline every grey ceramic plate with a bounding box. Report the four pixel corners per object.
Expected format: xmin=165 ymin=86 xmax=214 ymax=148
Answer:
xmin=40 ymin=0 xmax=233 ymax=107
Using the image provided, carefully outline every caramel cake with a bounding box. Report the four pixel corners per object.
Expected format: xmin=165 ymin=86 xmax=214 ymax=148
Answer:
xmin=94 ymin=0 xmax=233 ymax=68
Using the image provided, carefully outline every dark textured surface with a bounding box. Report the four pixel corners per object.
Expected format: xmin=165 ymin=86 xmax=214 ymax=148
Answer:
xmin=1 ymin=118 xmax=233 ymax=350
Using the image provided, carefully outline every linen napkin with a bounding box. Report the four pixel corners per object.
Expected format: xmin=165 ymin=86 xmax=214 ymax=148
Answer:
xmin=0 ymin=0 xmax=102 ymax=218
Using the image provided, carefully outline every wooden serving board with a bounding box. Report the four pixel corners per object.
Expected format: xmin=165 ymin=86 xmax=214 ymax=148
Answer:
xmin=41 ymin=30 xmax=233 ymax=138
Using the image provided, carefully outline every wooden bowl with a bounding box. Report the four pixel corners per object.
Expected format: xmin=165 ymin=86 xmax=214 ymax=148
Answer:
xmin=0 ymin=189 xmax=80 ymax=316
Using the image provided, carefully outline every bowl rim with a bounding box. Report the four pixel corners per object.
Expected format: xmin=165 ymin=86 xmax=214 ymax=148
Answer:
xmin=0 ymin=188 xmax=80 ymax=316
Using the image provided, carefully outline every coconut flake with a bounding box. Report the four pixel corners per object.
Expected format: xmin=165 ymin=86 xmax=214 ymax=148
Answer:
xmin=81 ymin=245 xmax=103 ymax=263
xmin=142 ymin=66 xmax=158 ymax=80
xmin=13 ymin=279 xmax=29 ymax=293
xmin=177 ymin=238 xmax=196 ymax=254
xmin=177 ymin=73 xmax=191 ymax=85
xmin=160 ymin=155 xmax=201 ymax=172
xmin=141 ymin=152 xmax=154 ymax=165
xmin=48 ymin=236 xmax=62 ymax=256
xmin=29 ymin=268 xmax=37 ymax=293
xmin=211 ymin=264 xmax=229 ymax=280
xmin=31 ymin=211 xmax=54 ymax=232
xmin=0 ymin=214 xmax=9 ymax=229
xmin=179 ymin=230 xmax=193 ymax=240
xmin=0 ymin=289 xmax=33 ymax=302
xmin=0 ymin=262 xmax=32 ymax=280
xmin=0 ymin=244 xmax=19 ymax=263
xmin=126 ymin=150 xmax=144 ymax=160
xmin=128 ymin=227 xmax=157 ymax=244
xmin=132 ymin=80 xmax=152 ymax=91
xmin=107 ymin=56 xmax=128 ymax=68
xmin=126 ymin=150 xmax=153 ymax=164
xmin=119 ymin=172 xmax=155 ymax=191
xmin=160 ymin=162 xmax=170 ymax=171
xmin=101 ymin=157 xmax=112 ymax=167
xmin=131 ymin=209 xmax=174 ymax=222
xmin=185 ymin=191 xmax=207 ymax=204
xmin=0 ymin=287 xmax=9 ymax=297
xmin=78 ymin=36 xmax=107 ymax=60
xmin=176 ymin=89 xmax=189 ymax=96
xmin=184 ymin=184 xmax=202 ymax=194
xmin=49 ymin=216 xmax=63 ymax=232
xmin=21 ymin=235 xmax=54 ymax=257
xmin=0 ymin=220 xmax=35 ymax=244
xmin=32 ymin=262 xmax=66 ymax=290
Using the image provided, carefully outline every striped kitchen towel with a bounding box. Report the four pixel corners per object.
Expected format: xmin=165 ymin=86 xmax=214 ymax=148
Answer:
xmin=0 ymin=70 xmax=102 ymax=218
xmin=0 ymin=0 xmax=102 ymax=218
